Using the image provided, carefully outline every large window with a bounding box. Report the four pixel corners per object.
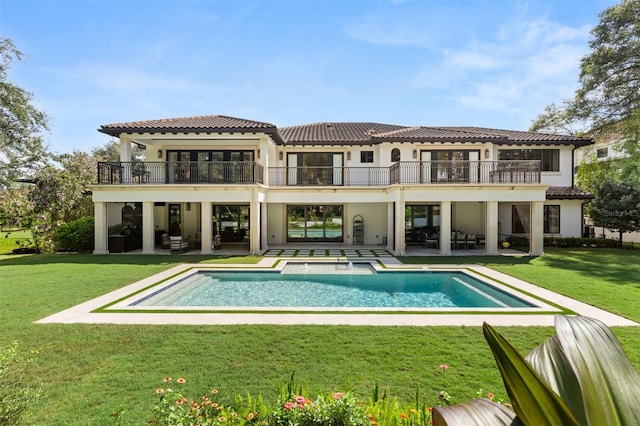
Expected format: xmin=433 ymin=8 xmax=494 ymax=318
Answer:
xmin=287 ymin=153 xmax=343 ymax=185
xmin=405 ymin=205 xmax=441 ymax=244
xmin=498 ymin=149 xmax=560 ymax=171
xmin=287 ymin=205 xmax=343 ymax=242
xmin=167 ymin=149 xmax=255 ymax=183
xmin=544 ymin=205 xmax=560 ymax=234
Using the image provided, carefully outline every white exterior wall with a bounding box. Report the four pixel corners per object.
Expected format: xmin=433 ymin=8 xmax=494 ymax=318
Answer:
xmin=93 ymin=128 xmax=591 ymax=255
xmin=550 ymin=200 xmax=584 ymax=238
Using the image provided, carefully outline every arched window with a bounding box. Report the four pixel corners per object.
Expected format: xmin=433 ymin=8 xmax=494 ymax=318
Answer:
xmin=391 ymin=148 xmax=401 ymax=162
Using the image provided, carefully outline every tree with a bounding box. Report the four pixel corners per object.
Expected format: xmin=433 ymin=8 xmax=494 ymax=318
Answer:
xmin=91 ymin=138 xmax=146 ymax=162
xmin=588 ymin=181 xmax=640 ymax=245
xmin=0 ymin=38 xmax=50 ymax=189
xmin=531 ymin=0 xmax=640 ymax=134
xmin=28 ymin=151 xmax=95 ymax=250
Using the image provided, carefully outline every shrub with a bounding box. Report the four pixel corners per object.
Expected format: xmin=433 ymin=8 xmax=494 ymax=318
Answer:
xmin=543 ymin=236 xmax=617 ymax=248
xmin=0 ymin=342 xmax=43 ymax=425
xmin=53 ymin=216 xmax=94 ymax=252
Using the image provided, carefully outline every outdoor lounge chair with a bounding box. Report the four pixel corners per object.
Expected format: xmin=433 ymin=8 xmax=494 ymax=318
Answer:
xmin=424 ymin=232 xmax=439 ymax=248
xmin=169 ymin=236 xmax=189 ymax=253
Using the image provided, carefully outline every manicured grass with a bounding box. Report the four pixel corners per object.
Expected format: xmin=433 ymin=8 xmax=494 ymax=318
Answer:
xmin=1 ymin=249 xmax=639 ymax=425
xmin=0 ymin=229 xmax=33 ymax=254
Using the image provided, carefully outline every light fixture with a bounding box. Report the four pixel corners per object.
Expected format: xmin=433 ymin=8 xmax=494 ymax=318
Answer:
xmin=412 ymin=149 xmax=417 ymax=159
xmin=484 ymin=149 xmax=490 ymax=159
xmin=157 ymin=149 xmax=163 ymax=159
xmin=347 ymin=151 xmax=351 ymax=161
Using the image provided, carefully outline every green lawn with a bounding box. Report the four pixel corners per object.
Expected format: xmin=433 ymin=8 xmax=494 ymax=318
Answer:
xmin=1 ymin=249 xmax=639 ymax=425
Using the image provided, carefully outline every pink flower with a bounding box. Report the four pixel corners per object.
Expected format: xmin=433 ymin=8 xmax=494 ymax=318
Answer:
xmin=487 ymin=392 xmax=495 ymax=400
xmin=177 ymin=378 xmax=186 ymax=384
xmin=163 ymin=377 xmax=172 ymax=382
xmin=294 ymin=395 xmax=306 ymax=403
xmin=283 ymin=402 xmax=294 ymax=410
xmin=333 ymin=392 xmax=344 ymax=400
xmin=439 ymin=364 xmax=449 ymax=370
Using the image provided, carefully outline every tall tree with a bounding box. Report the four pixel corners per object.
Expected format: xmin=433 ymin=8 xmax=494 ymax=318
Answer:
xmin=588 ymin=181 xmax=640 ymax=245
xmin=0 ymin=38 xmax=50 ymax=188
xmin=531 ymin=0 xmax=640 ymax=133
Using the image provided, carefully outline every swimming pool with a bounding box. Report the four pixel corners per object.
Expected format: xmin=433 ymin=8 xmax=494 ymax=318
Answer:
xmin=124 ymin=263 xmax=536 ymax=310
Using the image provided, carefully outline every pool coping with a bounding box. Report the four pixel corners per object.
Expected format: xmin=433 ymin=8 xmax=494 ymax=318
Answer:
xmin=36 ymin=258 xmax=639 ymax=327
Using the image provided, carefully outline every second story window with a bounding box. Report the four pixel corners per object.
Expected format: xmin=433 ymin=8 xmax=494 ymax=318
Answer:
xmin=498 ymin=149 xmax=560 ymax=172
xmin=391 ymin=148 xmax=400 ymax=162
xmin=361 ymin=151 xmax=374 ymax=163
xmin=596 ymin=147 xmax=608 ymax=158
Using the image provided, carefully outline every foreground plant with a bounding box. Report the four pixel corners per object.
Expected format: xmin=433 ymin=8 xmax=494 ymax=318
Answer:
xmin=433 ymin=315 xmax=640 ymax=425
xmin=0 ymin=342 xmax=43 ymax=425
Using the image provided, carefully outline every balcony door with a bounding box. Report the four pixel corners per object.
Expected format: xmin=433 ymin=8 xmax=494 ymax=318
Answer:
xmin=167 ymin=150 xmax=254 ymax=183
xmin=287 ymin=153 xmax=343 ymax=185
xmin=421 ymin=150 xmax=479 ymax=183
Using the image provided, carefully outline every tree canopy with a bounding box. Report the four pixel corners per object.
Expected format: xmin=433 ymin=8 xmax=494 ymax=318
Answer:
xmin=0 ymin=38 xmax=50 ymax=189
xmin=531 ymin=0 xmax=640 ymax=134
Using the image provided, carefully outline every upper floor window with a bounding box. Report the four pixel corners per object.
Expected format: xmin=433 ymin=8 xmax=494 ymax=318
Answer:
xmin=596 ymin=147 xmax=608 ymax=158
xmin=391 ymin=148 xmax=400 ymax=162
xmin=498 ymin=149 xmax=559 ymax=171
xmin=361 ymin=151 xmax=374 ymax=163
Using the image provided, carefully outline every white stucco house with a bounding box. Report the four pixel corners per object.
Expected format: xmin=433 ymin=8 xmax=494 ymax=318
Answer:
xmin=92 ymin=115 xmax=593 ymax=256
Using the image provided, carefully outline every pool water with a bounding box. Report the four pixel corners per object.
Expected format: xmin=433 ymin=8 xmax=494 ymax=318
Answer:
xmin=132 ymin=266 xmax=534 ymax=309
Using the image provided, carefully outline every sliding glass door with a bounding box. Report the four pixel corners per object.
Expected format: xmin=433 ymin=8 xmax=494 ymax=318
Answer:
xmin=287 ymin=205 xmax=343 ymax=242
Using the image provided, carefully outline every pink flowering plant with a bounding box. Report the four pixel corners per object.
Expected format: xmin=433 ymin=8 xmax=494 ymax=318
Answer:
xmin=271 ymin=391 xmax=370 ymax=426
xmin=147 ymin=378 xmax=266 ymax=425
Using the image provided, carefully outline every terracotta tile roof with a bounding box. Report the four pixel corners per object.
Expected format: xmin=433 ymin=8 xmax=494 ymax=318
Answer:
xmin=98 ymin=116 xmax=592 ymax=148
xmin=279 ymin=122 xmax=406 ymax=145
xmin=546 ymin=186 xmax=594 ymax=200
xmin=99 ymin=115 xmax=284 ymax=144
xmin=279 ymin=122 xmax=592 ymax=146
xmin=447 ymin=127 xmax=593 ymax=146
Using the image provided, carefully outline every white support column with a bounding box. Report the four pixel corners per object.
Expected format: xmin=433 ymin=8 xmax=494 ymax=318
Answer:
xmin=440 ymin=201 xmax=452 ymax=255
xmin=530 ymin=201 xmax=544 ymax=256
xmin=120 ymin=137 xmax=132 ymax=183
xmin=250 ymin=199 xmax=261 ymax=255
xmin=387 ymin=202 xmax=394 ymax=251
xmin=142 ymin=201 xmax=155 ymax=254
xmin=261 ymin=202 xmax=269 ymax=252
xmin=93 ymin=202 xmax=108 ymax=254
xmin=200 ymin=202 xmax=213 ymax=255
xmin=485 ymin=201 xmax=499 ymax=255
xmin=394 ymin=198 xmax=405 ymax=255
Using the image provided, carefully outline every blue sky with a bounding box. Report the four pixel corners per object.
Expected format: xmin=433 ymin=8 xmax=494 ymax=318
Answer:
xmin=2 ymin=0 xmax=617 ymax=154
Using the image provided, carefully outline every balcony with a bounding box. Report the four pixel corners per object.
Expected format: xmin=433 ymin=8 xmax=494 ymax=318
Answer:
xmin=269 ymin=160 xmax=540 ymax=186
xmin=97 ymin=161 xmax=264 ymax=185
xmin=96 ymin=160 xmax=540 ymax=186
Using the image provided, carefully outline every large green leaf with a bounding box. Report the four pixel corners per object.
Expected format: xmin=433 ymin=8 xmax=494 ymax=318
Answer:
xmin=482 ymin=322 xmax=579 ymax=426
xmin=553 ymin=315 xmax=640 ymax=425
xmin=526 ymin=334 xmax=587 ymax=425
xmin=432 ymin=398 xmax=521 ymax=426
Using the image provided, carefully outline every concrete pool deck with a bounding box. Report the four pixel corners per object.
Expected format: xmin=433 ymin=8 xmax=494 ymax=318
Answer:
xmin=37 ymin=256 xmax=638 ymax=327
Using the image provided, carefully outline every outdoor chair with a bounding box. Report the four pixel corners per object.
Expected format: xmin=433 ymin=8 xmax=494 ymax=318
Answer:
xmin=161 ymin=233 xmax=170 ymax=249
xmin=169 ymin=236 xmax=190 ymax=253
xmin=453 ymin=232 xmax=466 ymax=249
xmin=424 ymin=232 xmax=439 ymax=248
xmin=466 ymin=233 xmax=476 ymax=249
